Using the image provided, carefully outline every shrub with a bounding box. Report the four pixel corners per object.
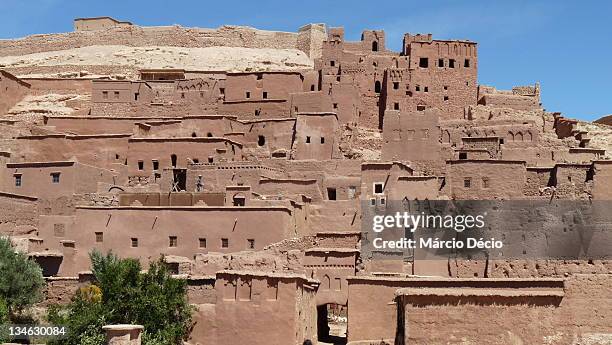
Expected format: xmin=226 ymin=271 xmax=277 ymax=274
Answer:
xmin=48 ymin=251 xmax=192 ymax=345
xmin=0 ymin=237 xmax=44 ymax=315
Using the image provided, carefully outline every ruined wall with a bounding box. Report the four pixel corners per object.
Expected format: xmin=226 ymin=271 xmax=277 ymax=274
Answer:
xmin=447 ymin=160 xmax=527 ymax=199
xmin=0 ymin=192 xmax=38 ymax=235
xmin=0 ymin=71 xmax=30 ymax=115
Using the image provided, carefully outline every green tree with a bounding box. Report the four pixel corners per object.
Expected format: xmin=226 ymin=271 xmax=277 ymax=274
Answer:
xmin=0 ymin=237 xmax=45 ymax=315
xmin=49 ymin=251 xmax=193 ymax=345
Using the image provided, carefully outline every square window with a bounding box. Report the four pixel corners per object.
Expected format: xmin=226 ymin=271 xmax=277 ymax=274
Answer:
xmin=444 ymin=96 xmax=449 ymax=101
xmin=438 ymin=58 xmax=444 ymax=67
xmin=114 ymin=91 xmax=120 ymax=99
xmin=320 ymin=137 xmax=325 ymax=144
xmin=394 ymin=102 xmax=400 ymax=110
xmin=419 ymin=57 xmax=429 ymax=68
xmin=327 ymin=187 xmax=337 ymax=200
xmin=152 ymin=160 xmax=159 ymax=170
xmin=138 ymin=161 xmax=144 ymax=170
xmin=247 ymin=239 xmax=255 ymax=249
xmin=370 ymin=198 xmax=376 ymax=206
xmin=464 ymin=178 xmax=471 ymax=188
xmin=444 ymin=86 xmax=448 ymax=90
xmin=374 ymin=183 xmax=384 ymax=194
xmin=199 ymin=238 xmax=207 ymax=248
xmin=169 ymin=236 xmax=177 ymax=247
xmin=393 ymin=82 xmax=399 ymax=90
xmin=14 ymin=174 xmax=21 ymax=187
xmin=415 ymin=85 xmax=420 ymax=92
xmin=449 ymin=59 xmax=456 ymax=68
xmin=246 ymin=92 xmax=250 ymax=99
xmin=102 ymin=91 xmax=108 ymax=99
xmin=221 ymin=238 xmax=229 ymax=248
xmin=464 ymin=59 xmax=470 ymax=68
xmin=306 ymin=136 xmax=311 ymax=144
xmin=131 ymin=238 xmax=139 ymax=247
xmin=51 ymin=172 xmax=60 ymax=184
xmin=333 ymin=103 xmax=338 ymax=109
xmin=330 ymin=60 xmax=335 ymax=67
xmin=424 ymin=86 xmax=429 ymax=92
xmin=95 ymin=232 xmax=103 ymax=243
xmin=459 ymin=152 xmax=468 ymax=160
xmin=310 ymin=85 xmax=315 ymax=91
xmin=219 ymin=88 xmax=225 ymax=95
xmin=263 ymin=91 xmax=268 ymax=99
xmin=417 ymin=105 xmax=426 ymax=111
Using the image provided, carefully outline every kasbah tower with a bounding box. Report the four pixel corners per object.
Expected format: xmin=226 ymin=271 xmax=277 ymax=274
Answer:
xmin=0 ymin=15 xmax=611 ymax=345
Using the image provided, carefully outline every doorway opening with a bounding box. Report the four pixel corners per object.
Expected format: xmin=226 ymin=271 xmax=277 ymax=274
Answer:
xmin=317 ymin=303 xmax=347 ymax=345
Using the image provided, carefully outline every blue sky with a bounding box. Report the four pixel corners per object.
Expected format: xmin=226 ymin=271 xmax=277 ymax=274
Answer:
xmin=1 ymin=0 xmax=610 ymax=121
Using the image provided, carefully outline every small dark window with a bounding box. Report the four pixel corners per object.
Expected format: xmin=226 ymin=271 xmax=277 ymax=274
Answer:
xmin=113 ymin=91 xmax=119 ymax=99
xmin=306 ymin=136 xmax=311 ymax=143
xmin=219 ymin=88 xmax=225 ymax=95
xmin=424 ymin=86 xmax=428 ymax=92
xmin=115 ymin=154 xmax=120 ymax=160
xmin=192 ymin=132 xmax=197 ymax=137
xmin=256 ymin=74 xmax=263 ymax=80
xmin=131 ymin=238 xmax=139 ymax=247
xmin=333 ymin=103 xmax=338 ymax=109
xmin=152 ymin=160 xmax=159 ymax=170
xmin=138 ymin=161 xmax=144 ymax=170
xmin=221 ymin=238 xmax=229 ymax=248
xmin=208 ymin=157 xmax=214 ymax=163
xmin=419 ymin=57 xmax=429 ymax=68
xmin=171 ymin=154 xmax=177 ymax=168
xmin=263 ymin=91 xmax=268 ymax=99
xmin=330 ymin=60 xmax=335 ymax=67
xmin=102 ymin=91 xmax=108 ymax=99
xmin=311 ymin=85 xmax=315 ymax=91
xmin=374 ymin=183 xmax=384 ymax=194
xmin=327 ymin=188 xmax=337 ymax=200
xmin=192 ymin=158 xmax=199 ymax=164
xmin=482 ymin=178 xmax=490 ymax=188
xmin=464 ymin=59 xmax=470 ymax=68
xmin=255 ymin=109 xmax=261 ymax=116
xmin=207 ymin=132 xmax=213 ymax=137
xmin=134 ymin=93 xmax=139 ymax=101
xmin=438 ymin=58 xmax=444 ymax=67
xmin=95 ymin=232 xmax=103 ymax=243
xmin=247 ymin=239 xmax=255 ymax=249
xmin=258 ymin=135 xmax=266 ymax=146
xmin=200 ymin=92 xmax=204 ymax=97
xmin=51 ymin=172 xmax=60 ymax=183
xmin=449 ymin=59 xmax=456 ymax=68
xmin=444 ymin=96 xmax=449 ymax=101
xmin=370 ymin=198 xmax=376 ymax=206
xmin=394 ymin=102 xmax=400 ymax=110
xmin=415 ymin=85 xmax=420 ymax=92
xmin=375 ymin=81 xmax=381 ymax=93
xmin=372 ymin=41 xmax=378 ymax=52
xmin=320 ymin=137 xmax=325 ymax=144
xmin=464 ymin=178 xmax=471 ymax=188
xmin=199 ymin=238 xmax=207 ymax=248
xmin=459 ymin=152 xmax=468 ymax=160
xmin=169 ymin=236 xmax=177 ymax=247
xmin=417 ymin=105 xmax=426 ymax=111
xmin=181 ymin=92 xmax=185 ymax=99
xmin=246 ymin=91 xmax=250 ymax=99
xmin=444 ymin=86 xmax=448 ymax=90
xmin=393 ymin=82 xmax=399 ymax=90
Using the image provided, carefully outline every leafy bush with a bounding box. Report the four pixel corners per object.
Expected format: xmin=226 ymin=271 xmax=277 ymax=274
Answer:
xmin=49 ymin=251 xmax=193 ymax=345
xmin=0 ymin=237 xmax=44 ymax=315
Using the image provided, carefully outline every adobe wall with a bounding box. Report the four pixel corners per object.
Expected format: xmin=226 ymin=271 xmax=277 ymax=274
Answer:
xmin=127 ymin=138 xmax=243 ymax=176
xmin=382 ymin=108 xmax=440 ymax=162
xmin=15 ymin=135 xmax=131 ymax=171
xmin=304 ymin=249 xmax=357 ymax=306
xmin=0 ymin=24 xmax=324 ymax=59
xmin=0 ymin=71 xmax=30 ymax=115
xmin=0 ymin=192 xmax=38 ymax=235
xmin=397 ymin=275 xmax=612 ymax=345
xmin=593 ymin=161 xmax=612 ymax=199
xmin=213 ymin=271 xmax=318 ymax=345
xmin=42 ymin=206 xmax=295 ymax=275
xmin=293 ymin=113 xmax=340 ymax=160
xmin=447 ymin=160 xmax=527 ymax=199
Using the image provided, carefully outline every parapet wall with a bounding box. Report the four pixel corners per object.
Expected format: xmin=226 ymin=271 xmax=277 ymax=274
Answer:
xmin=0 ymin=24 xmax=326 ymax=59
